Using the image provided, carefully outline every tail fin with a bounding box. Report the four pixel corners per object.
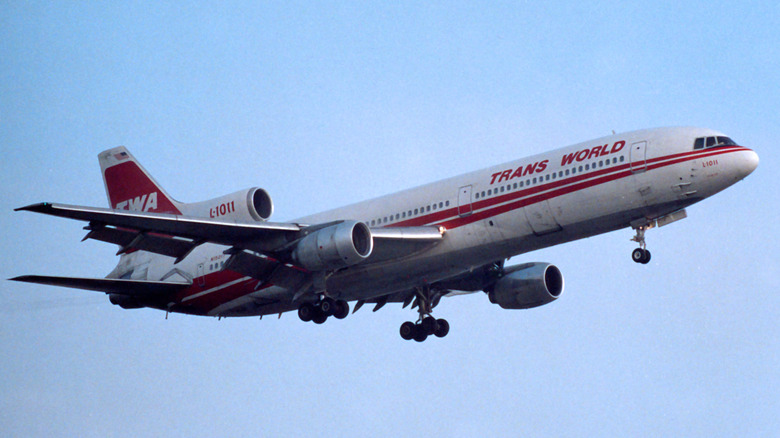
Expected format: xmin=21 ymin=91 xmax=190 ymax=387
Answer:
xmin=98 ymin=147 xmax=183 ymax=214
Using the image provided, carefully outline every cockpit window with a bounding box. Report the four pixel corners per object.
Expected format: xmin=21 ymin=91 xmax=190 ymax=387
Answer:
xmin=694 ymin=136 xmax=737 ymax=150
xmin=716 ymin=136 xmax=736 ymax=146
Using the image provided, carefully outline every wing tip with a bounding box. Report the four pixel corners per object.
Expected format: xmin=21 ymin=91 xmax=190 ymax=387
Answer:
xmin=14 ymin=202 xmax=52 ymax=213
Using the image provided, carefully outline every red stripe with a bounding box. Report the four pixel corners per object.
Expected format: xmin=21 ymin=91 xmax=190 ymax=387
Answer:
xmin=392 ymin=146 xmax=750 ymax=230
xmin=177 ymin=270 xmax=256 ymax=307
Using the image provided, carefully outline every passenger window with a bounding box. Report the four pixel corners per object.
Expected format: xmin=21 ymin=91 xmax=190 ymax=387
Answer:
xmin=445 ymin=201 xmax=450 ymax=206
xmin=585 ymin=164 xmax=590 ymax=170
xmin=619 ymin=156 xmax=625 ymax=162
xmin=533 ymin=177 xmax=537 ymax=184
xmin=414 ymin=208 xmax=418 ymax=215
xmin=565 ymin=169 xmax=570 ymax=176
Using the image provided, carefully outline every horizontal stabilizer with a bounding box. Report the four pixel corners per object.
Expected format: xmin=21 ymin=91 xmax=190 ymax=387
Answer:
xmin=9 ymin=275 xmax=190 ymax=296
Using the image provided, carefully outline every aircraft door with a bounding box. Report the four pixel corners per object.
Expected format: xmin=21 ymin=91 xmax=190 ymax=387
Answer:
xmin=197 ymin=263 xmax=206 ymax=287
xmin=630 ymin=141 xmax=647 ymax=172
xmin=458 ymin=185 xmax=473 ymax=217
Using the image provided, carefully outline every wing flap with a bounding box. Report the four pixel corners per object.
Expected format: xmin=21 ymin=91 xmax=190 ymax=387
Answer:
xmin=83 ymin=224 xmax=200 ymax=260
xmin=223 ymin=250 xmax=309 ymax=290
xmin=9 ymin=275 xmax=190 ymax=296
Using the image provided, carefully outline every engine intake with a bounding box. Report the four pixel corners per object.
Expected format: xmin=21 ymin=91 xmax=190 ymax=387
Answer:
xmin=487 ymin=262 xmax=564 ymax=309
xmin=292 ymin=221 xmax=373 ymax=271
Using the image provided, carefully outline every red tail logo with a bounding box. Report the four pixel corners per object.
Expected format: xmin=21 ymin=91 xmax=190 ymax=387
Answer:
xmin=115 ymin=192 xmax=159 ymax=211
xmin=103 ymin=161 xmax=181 ymax=214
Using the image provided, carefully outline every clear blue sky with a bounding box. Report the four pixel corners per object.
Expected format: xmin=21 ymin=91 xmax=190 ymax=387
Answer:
xmin=2 ymin=2 xmax=778 ymax=436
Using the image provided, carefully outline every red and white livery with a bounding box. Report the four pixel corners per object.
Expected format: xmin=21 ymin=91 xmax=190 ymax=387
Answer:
xmin=12 ymin=127 xmax=758 ymax=341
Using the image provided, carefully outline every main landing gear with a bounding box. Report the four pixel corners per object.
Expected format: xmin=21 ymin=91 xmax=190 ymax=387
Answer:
xmin=298 ymin=297 xmax=349 ymax=324
xmin=399 ymin=286 xmax=449 ymax=342
xmin=631 ymin=226 xmax=652 ymax=264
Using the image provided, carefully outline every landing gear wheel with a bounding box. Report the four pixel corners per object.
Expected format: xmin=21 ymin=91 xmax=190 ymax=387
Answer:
xmin=400 ymin=321 xmax=415 ymax=340
xmin=632 ymin=248 xmax=651 ymax=264
xmin=422 ymin=316 xmax=437 ymax=335
xmin=434 ymin=318 xmax=450 ymax=338
xmin=332 ymin=300 xmax=349 ymax=319
xmin=412 ymin=324 xmax=428 ymax=342
xmin=298 ymin=303 xmax=315 ymax=322
xmin=319 ymin=297 xmax=335 ymax=316
xmin=312 ymin=312 xmax=328 ymax=324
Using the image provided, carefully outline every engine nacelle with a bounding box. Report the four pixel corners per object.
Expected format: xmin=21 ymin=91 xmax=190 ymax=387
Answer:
xmin=487 ymin=262 xmax=564 ymax=309
xmin=185 ymin=187 xmax=273 ymax=222
xmin=292 ymin=221 xmax=373 ymax=271
xmin=109 ymin=294 xmax=146 ymax=309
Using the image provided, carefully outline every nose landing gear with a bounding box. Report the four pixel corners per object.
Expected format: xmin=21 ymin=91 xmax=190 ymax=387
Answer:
xmin=399 ymin=286 xmax=449 ymax=342
xmin=631 ymin=225 xmax=651 ymax=264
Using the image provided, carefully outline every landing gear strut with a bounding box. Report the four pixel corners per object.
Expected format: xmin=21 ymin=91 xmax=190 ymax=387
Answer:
xmin=298 ymin=297 xmax=349 ymax=324
xmin=631 ymin=226 xmax=651 ymax=264
xmin=399 ymin=285 xmax=449 ymax=342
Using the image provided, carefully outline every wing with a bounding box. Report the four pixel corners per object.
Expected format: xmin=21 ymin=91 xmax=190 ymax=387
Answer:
xmin=16 ymin=202 xmax=445 ymax=285
xmin=16 ymin=203 xmax=301 ymax=259
xmin=9 ymin=275 xmax=189 ymax=296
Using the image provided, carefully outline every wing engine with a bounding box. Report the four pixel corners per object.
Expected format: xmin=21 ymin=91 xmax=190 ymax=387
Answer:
xmin=486 ymin=262 xmax=564 ymax=309
xmin=291 ymin=221 xmax=373 ymax=271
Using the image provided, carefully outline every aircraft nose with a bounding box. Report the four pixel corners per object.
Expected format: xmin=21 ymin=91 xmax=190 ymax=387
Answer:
xmin=738 ymin=148 xmax=759 ymax=179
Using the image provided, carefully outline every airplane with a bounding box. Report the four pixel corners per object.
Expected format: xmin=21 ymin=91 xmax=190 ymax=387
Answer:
xmin=10 ymin=127 xmax=758 ymax=341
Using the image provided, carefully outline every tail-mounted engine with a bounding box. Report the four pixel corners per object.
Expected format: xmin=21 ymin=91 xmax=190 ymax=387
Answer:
xmin=292 ymin=221 xmax=373 ymax=271
xmin=487 ymin=262 xmax=564 ymax=309
xmin=185 ymin=187 xmax=273 ymax=222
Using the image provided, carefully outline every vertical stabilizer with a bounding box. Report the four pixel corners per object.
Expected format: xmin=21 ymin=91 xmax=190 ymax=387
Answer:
xmin=98 ymin=147 xmax=183 ymax=214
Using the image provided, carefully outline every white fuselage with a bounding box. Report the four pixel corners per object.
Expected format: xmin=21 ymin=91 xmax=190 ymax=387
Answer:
xmin=117 ymin=126 xmax=757 ymax=317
